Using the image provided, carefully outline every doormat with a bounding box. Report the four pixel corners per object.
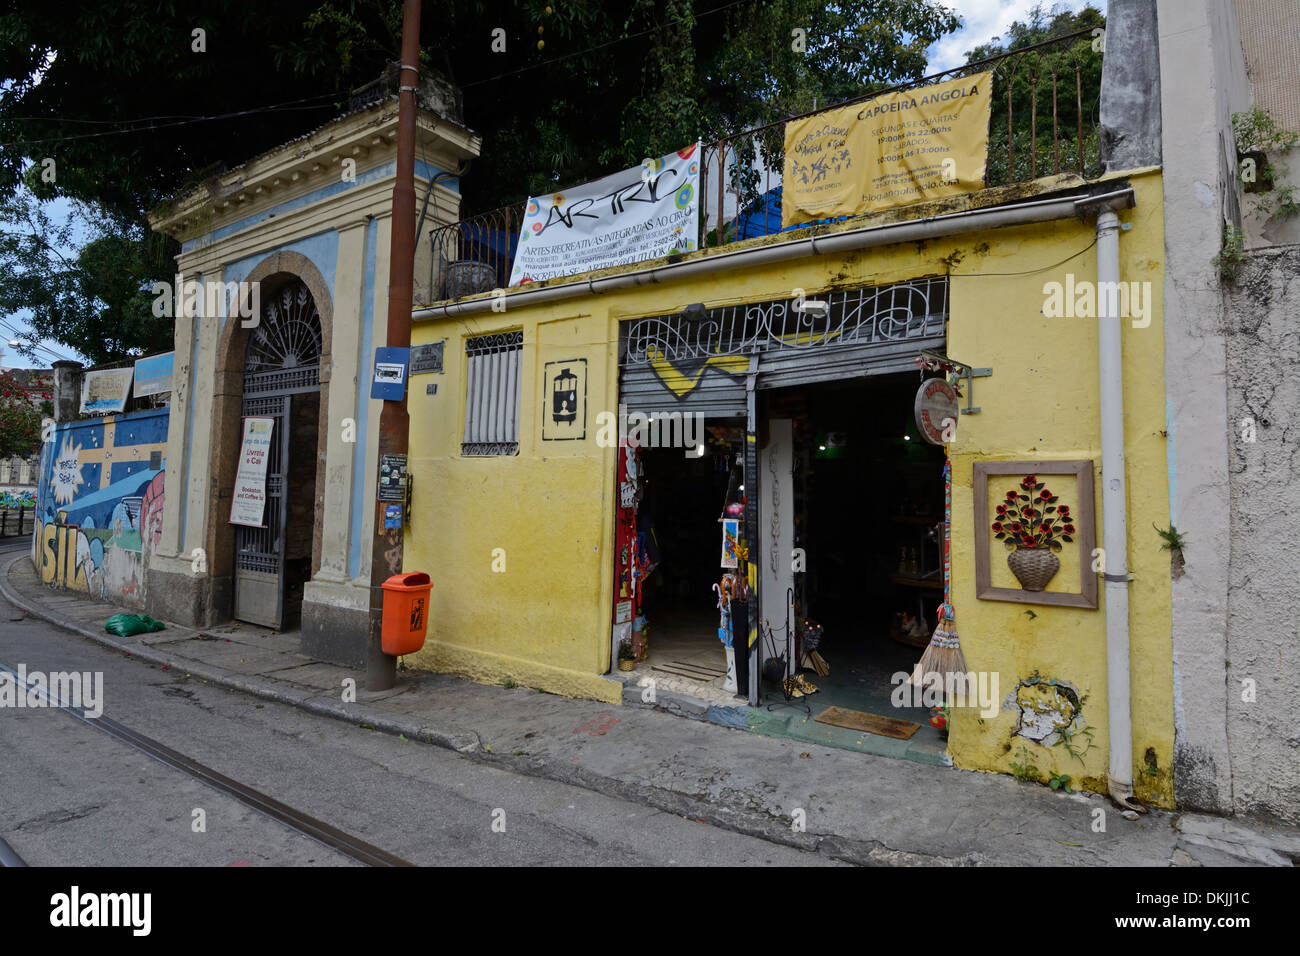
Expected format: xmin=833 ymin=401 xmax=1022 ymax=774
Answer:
xmin=652 ymin=660 xmax=727 ymax=681
xmin=814 ymin=706 xmax=921 ymax=740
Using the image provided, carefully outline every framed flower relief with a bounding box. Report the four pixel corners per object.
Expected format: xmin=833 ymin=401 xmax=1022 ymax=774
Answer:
xmin=972 ymin=460 xmax=1097 ymax=609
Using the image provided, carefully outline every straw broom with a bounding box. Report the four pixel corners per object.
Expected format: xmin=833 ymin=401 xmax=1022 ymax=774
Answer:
xmin=910 ymin=457 xmax=968 ymax=688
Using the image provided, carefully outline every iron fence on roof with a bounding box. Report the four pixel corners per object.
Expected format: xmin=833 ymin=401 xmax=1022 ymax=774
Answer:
xmin=427 ymin=27 xmax=1102 ymax=303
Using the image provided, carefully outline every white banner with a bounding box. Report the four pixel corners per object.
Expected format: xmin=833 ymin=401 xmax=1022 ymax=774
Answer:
xmin=79 ymin=367 xmax=134 ymax=414
xmin=509 ymin=143 xmax=700 ymax=286
xmin=229 ymin=417 xmax=274 ymax=528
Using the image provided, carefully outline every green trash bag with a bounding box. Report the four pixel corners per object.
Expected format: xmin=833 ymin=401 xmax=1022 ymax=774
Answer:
xmin=105 ymin=613 xmax=166 ymax=637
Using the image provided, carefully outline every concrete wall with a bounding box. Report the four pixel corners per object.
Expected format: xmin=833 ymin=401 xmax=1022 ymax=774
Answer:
xmin=30 ymin=409 xmax=168 ymax=609
xmin=1159 ymin=0 xmax=1300 ymax=824
xmin=1235 ymin=0 xmax=1300 ymax=246
xmin=1222 ymin=244 xmax=1300 ymax=824
xmin=405 ymin=169 xmax=1177 ymax=804
xmin=0 ymin=457 xmax=40 ymax=488
xmin=1156 ymin=0 xmax=1249 ymax=817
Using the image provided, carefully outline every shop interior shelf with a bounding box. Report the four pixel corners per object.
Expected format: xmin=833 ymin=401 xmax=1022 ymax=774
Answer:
xmin=889 ymin=573 xmax=943 ymax=589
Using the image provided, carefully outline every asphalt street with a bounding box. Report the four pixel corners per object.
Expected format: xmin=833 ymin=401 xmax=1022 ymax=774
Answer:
xmin=0 ymin=539 xmax=836 ymax=866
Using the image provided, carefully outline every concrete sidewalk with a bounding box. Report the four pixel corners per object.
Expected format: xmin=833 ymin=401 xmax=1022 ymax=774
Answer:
xmin=4 ymin=553 xmax=1298 ymax=867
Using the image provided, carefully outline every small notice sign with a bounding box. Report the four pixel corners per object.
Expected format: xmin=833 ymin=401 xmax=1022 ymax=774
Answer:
xmin=80 ymin=367 xmax=134 ymax=414
xmin=378 ymin=454 xmax=407 ymax=503
xmin=229 ymin=417 xmax=275 ymax=527
xmin=371 ymin=347 xmax=410 ymax=401
xmin=411 ymin=341 xmax=445 ymax=375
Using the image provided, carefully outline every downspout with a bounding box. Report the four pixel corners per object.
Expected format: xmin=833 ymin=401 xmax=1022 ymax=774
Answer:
xmin=1090 ymin=199 xmax=1146 ymax=813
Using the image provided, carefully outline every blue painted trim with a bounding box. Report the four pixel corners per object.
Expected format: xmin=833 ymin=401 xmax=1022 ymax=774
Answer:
xmin=180 ymin=160 xmax=457 ymax=254
xmin=220 ymin=231 xmax=341 ymax=332
xmin=349 ymin=219 xmax=379 ymax=578
xmin=180 ymin=273 xmax=202 ymax=551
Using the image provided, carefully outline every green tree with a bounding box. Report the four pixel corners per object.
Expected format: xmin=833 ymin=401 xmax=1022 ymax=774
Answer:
xmin=0 ymin=185 xmax=173 ymax=364
xmin=0 ymin=0 xmax=967 ymax=353
xmin=960 ymin=3 xmax=1106 ymax=186
xmin=0 ymin=369 xmax=44 ymax=458
xmin=1 ymin=0 xmax=966 ymax=217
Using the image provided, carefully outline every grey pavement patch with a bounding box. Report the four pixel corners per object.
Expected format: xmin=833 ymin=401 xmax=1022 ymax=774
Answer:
xmin=1175 ymin=813 xmax=1300 ymax=865
xmin=5 ymin=552 xmax=1297 ymax=867
xmin=259 ymin=660 xmax=358 ymax=689
xmin=14 ymin=804 xmax=105 ymax=833
xmin=171 ymin=639 xmax=305 ymax=675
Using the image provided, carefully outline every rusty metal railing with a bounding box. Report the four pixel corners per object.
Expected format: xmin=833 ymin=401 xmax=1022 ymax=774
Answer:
xmin=700 ymin=27 xmax=1102 ymax=247
xmin=427 ymin=27 xmax=1102 ymax=302
xmin=427 ymin=201 xmax=526 ymax=301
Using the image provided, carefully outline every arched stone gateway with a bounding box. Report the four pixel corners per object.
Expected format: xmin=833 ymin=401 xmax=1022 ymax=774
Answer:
xmin=196 ymin=251 xmax=335 ymax=631
xmin=231 ymin=279 xmax=324 ymax=628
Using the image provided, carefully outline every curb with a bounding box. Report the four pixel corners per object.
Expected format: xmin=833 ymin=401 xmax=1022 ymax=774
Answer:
xmin=0 ymin=553 xmax=481 ymax=755
xmin=0 ymin=552 xmax=979 ymax=865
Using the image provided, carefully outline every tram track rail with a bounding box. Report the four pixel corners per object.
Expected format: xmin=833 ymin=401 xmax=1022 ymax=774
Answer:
xmin=0 ymin=659 xmax=413 ymax=867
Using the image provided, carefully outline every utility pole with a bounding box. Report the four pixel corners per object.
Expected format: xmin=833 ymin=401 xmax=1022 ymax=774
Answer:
xmin=367 ymin=0 xmax=421 ymax=691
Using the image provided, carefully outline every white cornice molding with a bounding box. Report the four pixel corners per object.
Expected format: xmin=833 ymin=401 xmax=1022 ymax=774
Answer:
xmin=150 ymin=102 xmax=480 ymax=241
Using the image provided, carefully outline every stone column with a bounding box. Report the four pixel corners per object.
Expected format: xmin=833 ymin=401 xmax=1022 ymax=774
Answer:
xmin=51 ymin=360 xmax=82 ymax=423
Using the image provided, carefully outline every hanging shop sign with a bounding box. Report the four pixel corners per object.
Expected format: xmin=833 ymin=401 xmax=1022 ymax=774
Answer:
xmin=229 ymin=417 xmax=275 ymax=527
xmin=914 ymin=377 xmax=960 ymax=445
xmin=509 ymin=144 xmax=700 ymax=286
xmin=720 ymin=518 xmax=741 ymax=568
xmin=79 ymin=367 xmax=135 ymax=414
xmin=133 ymin=351 xmax=174 ymax=397
xmin=781 ymin=71 xmax=993 ymax=226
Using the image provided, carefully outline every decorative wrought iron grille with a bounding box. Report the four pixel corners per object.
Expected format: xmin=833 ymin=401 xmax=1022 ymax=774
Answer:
xmin=243 ymin=281 xmax=323 ymax=395
xmin=620 ymin=277 xmax=947 ymax=366
xmin=463 ymin=330 xmax=523 ymax=457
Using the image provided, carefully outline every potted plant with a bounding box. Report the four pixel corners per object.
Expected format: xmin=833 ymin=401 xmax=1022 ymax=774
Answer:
xmin=991 ymin=474 xmax=1075 ymax=591
xmin=617 ymin=639 xmax=636 ymax=671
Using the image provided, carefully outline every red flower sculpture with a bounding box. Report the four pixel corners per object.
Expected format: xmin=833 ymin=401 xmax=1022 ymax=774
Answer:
xmin=992 ymin=476 xmax=1075 ymax=552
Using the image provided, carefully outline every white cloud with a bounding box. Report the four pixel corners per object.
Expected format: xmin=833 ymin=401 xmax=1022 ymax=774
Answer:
xmin=928 ymin=0 xmax=1104 ymax=73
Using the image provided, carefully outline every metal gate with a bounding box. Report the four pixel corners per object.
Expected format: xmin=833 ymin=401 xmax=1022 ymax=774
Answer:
xmin=233 ymin=281 xmax=323 ymax=629
xmin=619 ymin=277 xmax=948 ymax=410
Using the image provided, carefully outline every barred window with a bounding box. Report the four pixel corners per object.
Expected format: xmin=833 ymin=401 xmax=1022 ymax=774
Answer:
xmin=462 ymin=331 xmax=523 ymax=456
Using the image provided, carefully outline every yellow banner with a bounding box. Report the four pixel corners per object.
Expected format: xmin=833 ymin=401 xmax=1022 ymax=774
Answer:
xmin=781 ymin=71 xmax=993 ymax=226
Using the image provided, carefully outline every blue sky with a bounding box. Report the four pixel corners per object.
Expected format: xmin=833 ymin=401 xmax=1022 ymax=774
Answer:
xmin=929 ymin=0 xmax=1100 ymax=72
xmin=1 ymin=0 xmax=1102 ymax=370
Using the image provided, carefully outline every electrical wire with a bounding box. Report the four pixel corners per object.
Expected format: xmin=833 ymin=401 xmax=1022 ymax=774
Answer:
xmin=948 ymin=234 xmax=1099 ymax=278
xmin=0 ymin=93 xmax=344 ymax=149
xmin=459 ymin=0 xmax=750 ymax=90
xmin=0 ymin=318 xmax=77 ymax=364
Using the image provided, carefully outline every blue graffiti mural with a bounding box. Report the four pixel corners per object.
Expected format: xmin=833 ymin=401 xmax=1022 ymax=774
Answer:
xmin=33 ymin=409 xmax=168 ymax=607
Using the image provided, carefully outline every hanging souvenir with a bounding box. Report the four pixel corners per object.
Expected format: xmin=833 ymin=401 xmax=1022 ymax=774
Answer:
xmin=911 ymin=456 xmax=968 ymax=688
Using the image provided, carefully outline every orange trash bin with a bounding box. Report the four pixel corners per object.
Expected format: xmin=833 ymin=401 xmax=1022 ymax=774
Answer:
xmin=381 ymin=572 xmax=432 ymax=656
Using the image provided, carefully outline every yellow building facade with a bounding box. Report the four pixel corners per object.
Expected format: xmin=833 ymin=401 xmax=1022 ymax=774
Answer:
xmin=403 ymin=167 xmax=1174 ymax=807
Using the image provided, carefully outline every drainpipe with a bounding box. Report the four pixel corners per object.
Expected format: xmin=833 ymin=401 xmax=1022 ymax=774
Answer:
xmin=1092 ymin=202 xmax=1145 ymax=813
